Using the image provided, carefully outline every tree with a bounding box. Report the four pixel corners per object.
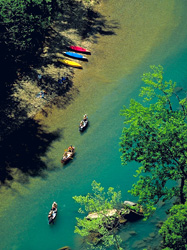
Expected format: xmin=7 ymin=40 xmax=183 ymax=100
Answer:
xmin=120 ymin=65 xmax=187 ymax=217
xmin=159 ymin=203 xmax=187 ymax=250
xmin=73 ymin=180 xmax=123 ymax=250
xmin=0 ymin=0 xmax=54 ymax=62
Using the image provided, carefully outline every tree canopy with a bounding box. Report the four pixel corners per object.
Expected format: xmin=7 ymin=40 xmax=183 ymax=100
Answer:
xmin=159 ymin=203 xmax=187 ymax=250
xmin=0 ymin=0 xmax=57 ymax=62
xmin=120 ymin=65 xmax=187 ymax=217
xmin=73 ymin=180 xmax=123 ymax=249
xmin=0 ymin=0 xmax=99 ymax=74
xmin=0 ymin=0 xmax=96 ymax=60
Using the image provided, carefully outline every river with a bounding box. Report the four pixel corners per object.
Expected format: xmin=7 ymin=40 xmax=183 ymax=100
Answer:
xmin=0 ymin=0 xmax=187 ymax=249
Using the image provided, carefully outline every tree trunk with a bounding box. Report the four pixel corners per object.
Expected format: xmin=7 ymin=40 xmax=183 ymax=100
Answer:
xmin=51 ymin=0 xmax=58 ymax=14
xmin=180 ymin=177 xmax=185 ymax=204
xmin=104 ymin=214 xmax=122 ymax=250
xmin=113 ymin=232 xmax=121 ymax=250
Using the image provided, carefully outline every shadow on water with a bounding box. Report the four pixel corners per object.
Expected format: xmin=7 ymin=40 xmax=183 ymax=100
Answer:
xmin=0 ymin=0 xmax=118 ymax=132
xmin=79 ymin=122 xmax=90 ymax=135
xmin=0 ymin=118 xmax=61 ymax=185
xmin=61 ymin=155 xmax=76 ymax=170
xmin=0 ymin=0 xmax=119 ymax=185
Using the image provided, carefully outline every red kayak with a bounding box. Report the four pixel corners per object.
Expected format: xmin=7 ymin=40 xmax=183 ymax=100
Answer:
xmin=69 ymin=46 xmax=91 ymax=54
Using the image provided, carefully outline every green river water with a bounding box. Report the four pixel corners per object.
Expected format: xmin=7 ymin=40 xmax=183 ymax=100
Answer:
xmin=1 ymin=0 xmax=187 ymax=249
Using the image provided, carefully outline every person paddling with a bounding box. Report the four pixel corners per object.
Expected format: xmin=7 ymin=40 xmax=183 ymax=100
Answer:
xmin=83 ymin=114 xmax=88 ymax=121
xmin=68 ymin=145 xmax=74 ymax=152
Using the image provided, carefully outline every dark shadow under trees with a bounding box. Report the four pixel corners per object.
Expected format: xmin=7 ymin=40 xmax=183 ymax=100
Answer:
xmin=0 ymin=0 xmax=119 ymax=186
xmin=0 ymin=118 xmax=60 ymax=185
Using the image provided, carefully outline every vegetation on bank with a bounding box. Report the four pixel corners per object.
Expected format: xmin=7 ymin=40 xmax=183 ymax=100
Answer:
xmin=0 ymin=0 xmax=97 ymax=64
xmin=0 ymin=0 xmax=53 ymax=59
xmin=73 ymin=66 xmax=187 ymax=249
xmin=0 ymin=0 xmax=119 ymax=187
xmin=120 ymin=65 xmax=187 ymax=249
xmin=73 ymin=180 xmax=123 ymax=249
xmin=120 ymin=65 xmax=187 ymax=215
xmin=159 ymin=203 xmax=187 ymax=250
xmin=0 ymin=0 xmax=104 ymax=136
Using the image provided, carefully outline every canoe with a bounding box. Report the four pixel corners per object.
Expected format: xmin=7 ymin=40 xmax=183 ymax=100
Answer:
xmin=61 ymin=146 xmax=75 ymax=164
xmin=48 ymin=202 xmax=58 ymax=224
xmin=69 ymin=46 xmax=91 ymax=54
xmin=58 ymin=58 xmax=82 ymax=69
xmin=63 ymin=51 xmax=88 ymax=61
xmin=79 ymin=119 xmax=88 ymax=132
xmin=48 ymin=209 xmax=57 ymax=224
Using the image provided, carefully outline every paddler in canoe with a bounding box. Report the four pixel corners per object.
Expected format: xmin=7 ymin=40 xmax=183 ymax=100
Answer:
xmin=61 ymin=146 xmax=75 ymax=164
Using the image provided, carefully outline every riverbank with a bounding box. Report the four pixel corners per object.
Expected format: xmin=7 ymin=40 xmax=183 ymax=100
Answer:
xmin=1 ymin=0 xmax=101 ymax=138
xmin=0 ymin=0 xmax=181 ymax=186
xmin=0 ymin=0 xmax=107 ymax=186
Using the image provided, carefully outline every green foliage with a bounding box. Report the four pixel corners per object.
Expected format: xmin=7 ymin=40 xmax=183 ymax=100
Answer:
xmin=73 ymin=181 xmax=122 ymax=213
xmin=73 ymin=180 xmax=123 ymax=249
xmin=159 ymin=203 xmax=187 ymax=250
xmin=120 ymin=65 xmax=187 ymax=217
xmin=0 ymin=0 xmax=58 ymax=60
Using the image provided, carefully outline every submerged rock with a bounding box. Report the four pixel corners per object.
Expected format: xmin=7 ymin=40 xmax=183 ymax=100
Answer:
xmin=174 ymin=86 xmax=183 ymax=93
xmin=156 ymin=220 xmax=163 ymax=228
xmin=58 ymin=246 xmax=71 ymax=250
xmin=149 ymin=232 xmax=156 ymax=238
xmin=128 ymin=230 xmax=137 ymax=236
xmin=132 ymin=240 xmax=147 ymax=249
xmin=118 ymin=216 xmax=128 ymax=224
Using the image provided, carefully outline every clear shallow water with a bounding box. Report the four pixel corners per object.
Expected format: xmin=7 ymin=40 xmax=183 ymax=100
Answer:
xmin=1 ymin=0 xmax=187 ymax=249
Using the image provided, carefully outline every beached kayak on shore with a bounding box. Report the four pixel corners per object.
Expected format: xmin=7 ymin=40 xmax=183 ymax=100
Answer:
xmin=63 ymin=51 xmax=88 ymax=61
xmin=58 ymin=58 xmax=83 ymax=69
xmin=69 ymin=45 xmax=91 ymax=54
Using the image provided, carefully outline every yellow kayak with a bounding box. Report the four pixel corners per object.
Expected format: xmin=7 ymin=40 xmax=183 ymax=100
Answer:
xmin=58 ymin=58 xmax=83 ymax=69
